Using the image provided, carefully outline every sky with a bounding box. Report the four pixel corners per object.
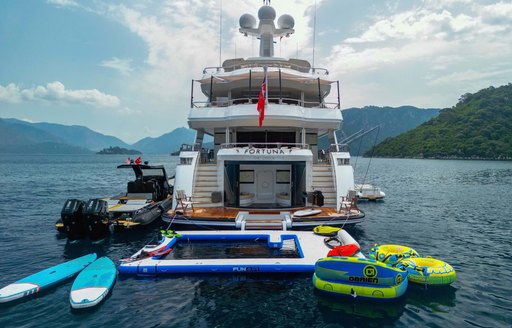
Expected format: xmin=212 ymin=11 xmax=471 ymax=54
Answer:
xmin=0 ymin=0 xmax=511 ymax=143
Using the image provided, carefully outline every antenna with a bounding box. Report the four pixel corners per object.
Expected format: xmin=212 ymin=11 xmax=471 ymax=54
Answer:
xmin=219 ymin=0 xmax=222 ymax=66
xmin=312 ymin=0 xmax=317 ymax=69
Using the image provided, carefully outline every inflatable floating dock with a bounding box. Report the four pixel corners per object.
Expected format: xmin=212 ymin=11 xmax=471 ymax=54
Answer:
xmin=118 ymin=230 xmax=361 ymax=275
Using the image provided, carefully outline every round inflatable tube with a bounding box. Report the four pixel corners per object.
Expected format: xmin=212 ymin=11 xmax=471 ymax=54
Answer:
xmin=399 ymin=257 xmax=456 ymax=285
xmin=368 ymin=244 xmax=419 ymax=265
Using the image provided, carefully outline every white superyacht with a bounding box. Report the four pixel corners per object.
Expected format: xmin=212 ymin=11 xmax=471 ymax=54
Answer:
xmin=169 ymin=2 xmax=363 ymax=230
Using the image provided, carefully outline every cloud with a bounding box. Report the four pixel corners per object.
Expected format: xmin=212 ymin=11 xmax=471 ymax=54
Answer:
xmin=427 ymin=68 xmax=512 ymax=86
xmin=117 ymin=106 xmax=141 ymax=115
xmin=100 ymin=57 xmax=133 ymax=76
xmin=46 ymin=0 xmax=79 ymax=8
xmin=0 ymin=81 xmax=120 ymax=108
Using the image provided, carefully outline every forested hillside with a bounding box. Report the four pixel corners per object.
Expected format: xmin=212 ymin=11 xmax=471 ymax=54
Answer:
xmin=370 ymin=84 xmax=512 ymax=159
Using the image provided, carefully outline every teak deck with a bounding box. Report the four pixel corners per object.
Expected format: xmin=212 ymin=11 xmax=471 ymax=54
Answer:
xmin=167 ymin=206 xmax=341 ymax=221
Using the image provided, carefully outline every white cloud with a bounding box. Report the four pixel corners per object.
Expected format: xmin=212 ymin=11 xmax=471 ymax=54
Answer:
xmin=427 ymin=68 xmax=512 ymax=86
xmin=47 ymin=0 xmax=79 ymax=8
xmin=100 ymin=57 xmax=134 ymax=76
xmin=117 ymin=106 xmax=141 ymax=115
xmin=0 ymin=81 xmax=120 ymax=108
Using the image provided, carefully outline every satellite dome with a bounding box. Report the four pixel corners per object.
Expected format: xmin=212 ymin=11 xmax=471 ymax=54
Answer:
xmin=277 ymin=14 xmax=294 ymax=29
xmin=258 ymin=6 xmax=276 ymax=20
xmin=239 ymin=14 xmax=257 ymax=29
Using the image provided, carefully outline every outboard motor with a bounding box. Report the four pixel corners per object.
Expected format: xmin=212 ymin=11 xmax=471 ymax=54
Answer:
xmin=60 ymin=199 xmax=87 ymax=240
xmin=83 ymin=199 xmax=110 ymax=241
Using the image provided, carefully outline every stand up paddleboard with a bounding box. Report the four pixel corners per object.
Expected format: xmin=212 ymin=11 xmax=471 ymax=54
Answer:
xmin=70 ymin=256 xmax=117 ymax=309
xmin=0 ymin=253 xmax=97 ymax=303
xmin=293 ymin=209 xmax=322 ymax=217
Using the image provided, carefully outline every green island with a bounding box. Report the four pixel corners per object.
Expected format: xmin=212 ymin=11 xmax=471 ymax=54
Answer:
xmin=368 ymin=83 xmax=512 ymax=160
xmin=97 ymin=146 xmax=142 ymax=155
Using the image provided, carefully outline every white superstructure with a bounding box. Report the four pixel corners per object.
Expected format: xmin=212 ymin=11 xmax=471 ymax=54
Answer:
xmin=171 ymin=3 xmax=362 ymax=228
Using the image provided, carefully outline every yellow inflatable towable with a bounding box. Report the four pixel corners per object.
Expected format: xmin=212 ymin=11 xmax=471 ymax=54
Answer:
xmin=368 ymin=244 xmax=419 ymax=265
xmin=399 ymin=257 xmax=456 ymax=285
xmin=313 ymin=256 xmax=408 ymax=300
xmin=313 ymin=225 xmax=341 ymax=237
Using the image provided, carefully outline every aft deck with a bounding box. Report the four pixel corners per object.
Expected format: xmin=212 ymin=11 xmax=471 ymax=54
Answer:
xmin=165 ymin=205 xmax=364 ymax=229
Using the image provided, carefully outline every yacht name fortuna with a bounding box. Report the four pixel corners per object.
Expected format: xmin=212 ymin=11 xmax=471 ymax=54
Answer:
xmin=244 ymin=148 xmax=285 ymax=155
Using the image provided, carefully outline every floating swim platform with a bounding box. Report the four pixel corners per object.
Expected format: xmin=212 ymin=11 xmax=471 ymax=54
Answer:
xmin=118 ymin=230 xmax=356 ymax=275
xmin=0 ymin=253 xmax=97 ymax=303
xmin=70 ymin=256 xmax=117 ymax=309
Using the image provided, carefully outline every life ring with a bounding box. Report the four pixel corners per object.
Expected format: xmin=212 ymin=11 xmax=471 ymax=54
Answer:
xmin=399 ymin=257 xmax=456 ymax=285
xmin=368 ymin=244 xmax=419 ymax=265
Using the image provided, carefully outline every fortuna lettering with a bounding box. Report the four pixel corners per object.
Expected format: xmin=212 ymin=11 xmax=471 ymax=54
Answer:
xmin=244 ymin=148 xmax=286 ymax=155
xmin=349 ymin=276 xmax=379 ymax=283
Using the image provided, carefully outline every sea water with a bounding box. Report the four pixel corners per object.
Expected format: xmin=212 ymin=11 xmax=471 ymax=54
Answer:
xmin=0 ymin=154 xmax=511 ymax=327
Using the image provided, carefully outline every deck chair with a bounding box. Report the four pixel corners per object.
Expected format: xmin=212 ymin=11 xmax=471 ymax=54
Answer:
xmin=174 ymin=190 xmax=194 ymax=213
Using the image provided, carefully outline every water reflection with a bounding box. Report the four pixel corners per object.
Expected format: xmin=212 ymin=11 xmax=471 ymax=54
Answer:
xmin=405 ymin=284 xmax=457 ymax=311
xmin=316 ymin=291 xmax=406 ymax=321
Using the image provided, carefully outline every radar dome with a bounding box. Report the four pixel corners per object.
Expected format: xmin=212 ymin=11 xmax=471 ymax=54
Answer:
xmin=239 ymin=14 xmax=257 ymax=28
xmin=258 ymin=6 xmax=276 ymax=20
xmin=277 ymin=14 xmax=294 ymax=29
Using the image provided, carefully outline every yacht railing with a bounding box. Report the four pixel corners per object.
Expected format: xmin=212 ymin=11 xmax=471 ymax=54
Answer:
xmin=329 ymin=144 xmax=350 ymax=152
xmin=192 ymin=96 xmax=339 ymax=109
xmin=221 ymin=142 xmax=310 ymax=150
xmin=203 ymin=64 xmax=329 ymax=75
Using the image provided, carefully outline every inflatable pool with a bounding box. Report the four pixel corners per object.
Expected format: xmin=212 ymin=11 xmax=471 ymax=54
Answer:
xmin=118 ymin=230 xmax=339 ymax=275
xmin=399 ymin=257 xmax=456 ymax=285
xmin=313 ymin=257 xmax=408 ymax=300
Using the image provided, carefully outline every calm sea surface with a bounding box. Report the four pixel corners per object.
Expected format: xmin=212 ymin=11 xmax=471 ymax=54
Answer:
xmin=0 ymin=154 xmax=511 ymax=327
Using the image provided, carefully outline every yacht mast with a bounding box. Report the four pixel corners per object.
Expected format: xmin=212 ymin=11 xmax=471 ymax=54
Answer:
xmin=239 ymin=1 xmax=295 ymax=57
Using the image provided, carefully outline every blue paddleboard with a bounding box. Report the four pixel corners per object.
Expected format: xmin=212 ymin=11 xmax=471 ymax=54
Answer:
xmin=70 ymin=256 xmax=117 ymax=309
xmin=0 ymin=253 xmax=97 ymax=303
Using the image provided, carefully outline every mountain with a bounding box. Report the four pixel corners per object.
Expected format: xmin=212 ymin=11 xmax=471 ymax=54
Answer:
xmin=0 ymin=105 xmax=439 ymax=155
xmin=319 ymin=106 xmax=440 ymax=155
xmin=132 ymin=127 xmax=197 ymax=154
xmin=369 ymin=84 xmax=512 ymax=159
xmin=3 ymin=119 xmax=130 ymax=151
xmin=0 ymin=119 xmax=92 ymax=154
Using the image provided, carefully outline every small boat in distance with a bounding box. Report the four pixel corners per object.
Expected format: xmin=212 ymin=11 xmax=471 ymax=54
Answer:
xmin=56 ymin=161 xmax=174 ymax=240
xmin=353 ymin=184 xmax=386 ymax=201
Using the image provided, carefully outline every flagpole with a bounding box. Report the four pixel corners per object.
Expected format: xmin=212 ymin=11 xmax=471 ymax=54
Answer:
xmin=264 ymin=66 xmax=268 ymax=106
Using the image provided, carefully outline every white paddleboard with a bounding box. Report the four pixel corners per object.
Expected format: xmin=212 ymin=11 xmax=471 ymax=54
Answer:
xmin=293 ymin=209 xmax=322 ymax=217
xmin=70 ymin=256 xmax=117 ymax=309
xmin=0 ymin=253 xmax=96 ymax=303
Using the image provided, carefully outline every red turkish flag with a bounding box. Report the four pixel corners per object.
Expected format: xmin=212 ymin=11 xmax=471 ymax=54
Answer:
xmin=257 ymin=76 xmax=266 ymax=127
